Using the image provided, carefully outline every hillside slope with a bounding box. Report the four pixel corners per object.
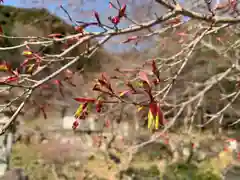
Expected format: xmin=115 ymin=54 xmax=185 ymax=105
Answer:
xmin=0 ymin=5 xmax=118 ymax=120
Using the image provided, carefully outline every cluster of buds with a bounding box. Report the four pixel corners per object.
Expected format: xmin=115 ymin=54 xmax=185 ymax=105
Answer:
xmin=72 ymin=73 xmax=114 ymax=130
xmin=72 ymin=60 xmax=167 ymax=132
xmin=108 ymin=2 xmax=127 ymax=25
xmin=72 ymin=97 xmax=104 ymax=130
xmin=0 ymin=61 xmax=19 ymax=84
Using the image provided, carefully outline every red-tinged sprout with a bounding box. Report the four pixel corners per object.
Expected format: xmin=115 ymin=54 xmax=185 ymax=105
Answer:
xmin=152 ymin=79 xmax=160 ymax=86
xmin=48 ymin=33 xmax=64 ymax=38
xmin=122 ymin=36 xmax=139 ymax=43
xmin=98 ymin=79 xmax=108 ymax=87
xmin=95 ymin=100 xmax=102 ymax=113
xmin=80 ymin=111 xmax=89 ymax=119
xmin=72 ymin=120 xmax=79 ymax=130
xmin=52 ymin=80 xmax=64 ymax=97
xmin=176 ymin=32 xmax=188 ymax=36
xmin=93 ymin=84 xmax=102 ymax=92
xmin=25 ymin=44 xmax=31 ymax=50
xmin=82 ymin=102 xmax=89 ymax=111
xmin=74 ymin=97 xmax=96 ymax=103
xmin=93 ymin=11 xmax=101 ymax=24
xmin=1 ymin=76 xmax=18 ymax=83
xmin=109 ymin=2 xmax=115 ymax=8
xmin=151 ymin=60 xmax=160 ymax=81
xmin=98 ymin=73 xmax=114 ymax=92
xmin=75 ymin=26 xmax=84 ymax=33
xmin=118 ymin=4 xmax=127 ymax=18
xmin=149 ymin=102 xmax=158 ymax=117
xmin=165 ymin=16 xmax=181 ymax=25
xmin=33 ymin=53 xmax=43 ymax=62
xmin=229 ymin=0 xmax=237 ymax=10
xmin=66 ymin=37 xmax=79 ymax=45
xmin=40 ymin=105 xmax=47 ymax=119
xmin=12 ymin=68 xmax=19 ymax=76
xmin=40 ymin=84 xmax=50 ymax=89
xmin=151 ymin=60 xmax=157 ymax=74
xmin=53 ymin=79 xmax=62 ymax=86
xmin=21 ymin=59 xmax=30 ymax=67
xmin=139 ymin=71 xmax=151 ymax=87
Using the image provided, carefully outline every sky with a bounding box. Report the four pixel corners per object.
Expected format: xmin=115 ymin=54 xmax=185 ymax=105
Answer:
xmin=2 ymin=0 xmax=150 ymax=52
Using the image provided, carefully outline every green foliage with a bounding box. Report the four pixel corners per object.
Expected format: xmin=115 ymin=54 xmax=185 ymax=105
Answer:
xmin=0 ymin=5 xmax=63 ymax=26
xmin=10 ymin=143 xmax=54 ymax=180
xmin=123 ymin=165 xmax=160 ymax=180
xmin=163 ymin=162 xmax=221 ymax=180
xmin=0 ymin=5 xmax=76 ymax=69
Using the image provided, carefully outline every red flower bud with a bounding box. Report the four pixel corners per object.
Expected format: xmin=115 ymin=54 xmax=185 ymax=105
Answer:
xmin=72 ymin=120 xmax=79 ymax=130
xmin=111 ymin=16 xmax=120 ymax=25
xmin=75 ymin=26 xmax=84 ymax=33
xmin=96 ymin=100 xmax=102 ymax=113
